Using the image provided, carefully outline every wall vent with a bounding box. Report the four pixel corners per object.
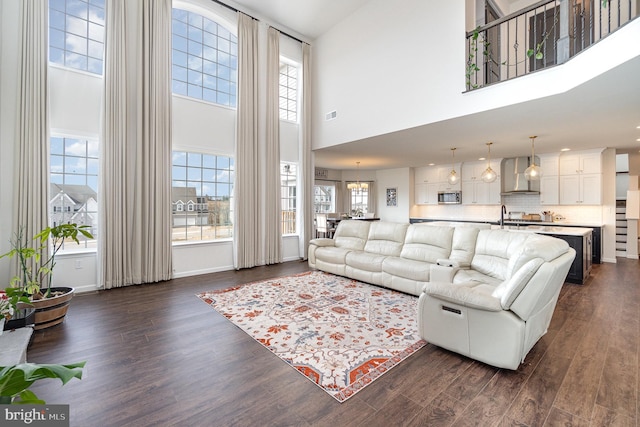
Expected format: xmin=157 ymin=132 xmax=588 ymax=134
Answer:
xmin=325 ymin=110 xmax=337 ymax=121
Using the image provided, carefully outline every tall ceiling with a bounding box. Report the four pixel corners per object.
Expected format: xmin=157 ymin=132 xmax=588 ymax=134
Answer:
xmin=230 ymin=0 xmax=640 ymax=170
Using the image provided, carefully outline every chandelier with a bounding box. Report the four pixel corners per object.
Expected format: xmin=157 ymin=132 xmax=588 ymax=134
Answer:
xmin=347 ymin=161 xmax=369 ymax=190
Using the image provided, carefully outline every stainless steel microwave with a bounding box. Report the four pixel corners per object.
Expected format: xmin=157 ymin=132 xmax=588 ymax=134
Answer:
xmin=437 ymin=191 xmax=462 ymax=204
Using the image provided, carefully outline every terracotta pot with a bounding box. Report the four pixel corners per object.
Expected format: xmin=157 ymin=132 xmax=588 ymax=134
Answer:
xmin=19 ymin=287 xmax=75 ymax=330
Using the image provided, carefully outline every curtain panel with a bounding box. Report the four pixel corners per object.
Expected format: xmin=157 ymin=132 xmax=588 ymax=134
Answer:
xmin=233 ymin=13 xmax=260 ymax=269
xmin=99 ymin=0 xmax=172 ymax=289
xmin=264 ymin=27 xmax=282 ymax=264
xmin=298 ymin=43 xmax=313 ymax=260
xmin=13 ymin=0 xmax=50 ymax=281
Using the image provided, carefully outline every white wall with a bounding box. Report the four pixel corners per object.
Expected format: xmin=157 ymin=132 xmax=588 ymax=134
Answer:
xmin=312 ymin=0 xmax=640 ymax=151
xmin=375 ymin=168 xmax=411 ymax=222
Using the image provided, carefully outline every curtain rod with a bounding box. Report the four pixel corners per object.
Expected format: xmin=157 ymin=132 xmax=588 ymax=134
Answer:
xmin=210 ymin=0 xmax=307 ymax=44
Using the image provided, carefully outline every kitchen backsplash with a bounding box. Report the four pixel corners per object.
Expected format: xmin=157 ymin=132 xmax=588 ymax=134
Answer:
xmin=413 ymin=193 xmax=604 ymax=224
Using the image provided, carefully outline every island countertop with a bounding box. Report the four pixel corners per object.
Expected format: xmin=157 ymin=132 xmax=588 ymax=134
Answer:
xmin=490 ymin=225 xmax=593 ymax=237
xmin=410 ymin=217 xmax=604 ymax=228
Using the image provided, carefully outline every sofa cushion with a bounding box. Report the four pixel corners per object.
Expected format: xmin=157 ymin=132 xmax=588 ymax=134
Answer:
xmin=382 ymin=256 xmax=431 ymax=282
xmin=333 ymin=220 xmax=371 ymax=251
xmin=400 ymin=225 xmax=453 ymax=263
xmin=506 ymin=234 xmax=569 ymax=278
xmin=471 ymin=230 xmax=530 ymax=281
xmin=492 ymin=257 xmax=544 ymax=309
xmin=314 ymin=246 xmax=352 ymax=265
xmin=345 ymin=251 xmax=387 ymax=272
xmin=449 ymin=227 xmax=481 ymax=267
xmin=364 ymin=222 xmax=409 ymax=256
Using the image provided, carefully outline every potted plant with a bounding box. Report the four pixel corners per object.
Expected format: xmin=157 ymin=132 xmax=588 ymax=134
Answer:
xmin=1 ymin=224 xmax=93 ymax=330
xmin=0 ymin=361 xmax=85 ymax=404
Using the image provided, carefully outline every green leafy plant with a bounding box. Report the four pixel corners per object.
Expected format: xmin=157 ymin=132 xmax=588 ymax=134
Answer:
xmin=0 ymin=362 xmax=85 ymax=404
xmin=1 ymin=224 xmax=93 ymax=299
xmin=0 ymin=287 xmax=32 ymax=321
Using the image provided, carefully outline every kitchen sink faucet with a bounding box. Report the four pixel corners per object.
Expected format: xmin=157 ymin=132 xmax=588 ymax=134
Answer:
xmin=500 ymin=205 xmax=506 ymax=229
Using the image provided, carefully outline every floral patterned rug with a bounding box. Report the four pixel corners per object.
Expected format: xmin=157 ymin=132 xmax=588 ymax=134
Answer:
xmin=197 ymin=271 xmax=426 ymax=402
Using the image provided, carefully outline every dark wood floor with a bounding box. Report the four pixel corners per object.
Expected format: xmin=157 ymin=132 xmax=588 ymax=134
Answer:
xmin=25 ymin=258 xmax=639 ymax=427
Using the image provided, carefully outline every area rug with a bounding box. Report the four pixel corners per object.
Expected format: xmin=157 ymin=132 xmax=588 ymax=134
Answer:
xmin=197 ymin=271 xmax=426 ymax=402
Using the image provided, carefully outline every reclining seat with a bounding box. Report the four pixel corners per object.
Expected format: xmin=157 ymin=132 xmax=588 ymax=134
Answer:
xmin=345 ymin=221 xmax=409 ymax=287
xmin=308 ymin=220 xmax=371 ymax=276
xmin=418 ymin=229 xmax=575 ymax=370
xmin=381 ymin=224 xmax=455 ymax=296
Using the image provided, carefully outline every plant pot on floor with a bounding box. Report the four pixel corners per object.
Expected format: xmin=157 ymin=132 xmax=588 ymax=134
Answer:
xmin=19 ymin=287 xmax=75 ymax=330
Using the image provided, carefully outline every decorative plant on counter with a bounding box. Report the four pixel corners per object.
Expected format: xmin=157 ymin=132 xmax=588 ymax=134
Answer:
xmin=0 ymin=362 xmax=86 ymax=404
xmin=1 ymin=224 xmax=93 ymax=299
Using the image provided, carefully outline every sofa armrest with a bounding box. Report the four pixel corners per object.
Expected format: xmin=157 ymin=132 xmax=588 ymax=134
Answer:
xmin=309 ymin=238 xmax=335 ymax=247
xmin=430 ymin=260 xmax=460 ymax=283
xmin=422 ymin=282 xmax=502 ymax=312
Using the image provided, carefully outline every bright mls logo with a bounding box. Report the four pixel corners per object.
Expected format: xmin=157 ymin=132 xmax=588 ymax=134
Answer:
xmin=1 ymin=405 xmax=69 ymax=426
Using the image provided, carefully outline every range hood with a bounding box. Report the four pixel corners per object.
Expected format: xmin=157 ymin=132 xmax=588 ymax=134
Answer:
xmin=500 ymin=157 xmax=540 ymax=195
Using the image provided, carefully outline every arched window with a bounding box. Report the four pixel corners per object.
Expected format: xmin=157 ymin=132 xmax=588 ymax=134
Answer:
xmin=171 ymin=8 xmax=237 ymax=107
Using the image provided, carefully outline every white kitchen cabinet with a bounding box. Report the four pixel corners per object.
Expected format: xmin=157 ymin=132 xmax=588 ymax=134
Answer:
xmin=414 ymin=164 xmax=460 ymax=205
xmin=415 ymin=182 xmax=440 ymax=205
xmin=559 ymin=150 xmax=602 ymax=175
xmin=559 ymin=173 xmax=602 ymax=205
xmin=461 ymin=160 xmax=501 ymax=205
xmin=558 ymin=150 xmax=602 ymax=205
xmin=538 ymin=154 xmax=559 ymax=205
xmin=540 ymin=175 xmax=559 ymax=205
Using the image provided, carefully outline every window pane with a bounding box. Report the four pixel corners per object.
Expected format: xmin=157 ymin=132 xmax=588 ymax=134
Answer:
xmin=172 ymin=150 xmax=234 ymax=242
xmin=50 ymin=0 xmax=104 ymax=75
xmin=50 ymin=136 xmax=99 ymax=249
xmin=172 ymin=8 xmax=237 ymax=107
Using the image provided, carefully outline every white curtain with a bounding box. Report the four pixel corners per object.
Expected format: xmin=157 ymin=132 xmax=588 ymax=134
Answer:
xmin=13 ymin=0 xmax=50 ymax=275
xmin=264 ymin=27 xmax=282 ymax=264
xmin=99 ymin=0 xmax=173 ymax=289
xmin=298 ymin=43 xmax=314 ymax=260
xmin=233 ymin=13 xmax=260 ymax=269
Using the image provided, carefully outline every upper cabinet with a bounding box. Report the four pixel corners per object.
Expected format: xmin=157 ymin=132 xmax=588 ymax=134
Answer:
xmin=461 ymin=160 xmax=502 ymax=205
xmin=414 ymin=164 xmax=461 ymax=205
xmin=538 ymin=154 xmax=559 ymax=205
xmin=558 ymin=150 xmax=603 ymax=205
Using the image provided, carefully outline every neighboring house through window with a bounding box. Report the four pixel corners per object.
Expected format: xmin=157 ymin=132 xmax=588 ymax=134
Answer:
xmin=172 ymin=151 xmax=234 ymax=241
xmin=281 ymin=162 xmax=297 ymax=234
xmin=50 ymin=136 xmax=99 ymax=248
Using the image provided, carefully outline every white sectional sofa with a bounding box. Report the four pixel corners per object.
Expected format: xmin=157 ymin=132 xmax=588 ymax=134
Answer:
xmin=308 ymin=220 xmax=576 ymax=369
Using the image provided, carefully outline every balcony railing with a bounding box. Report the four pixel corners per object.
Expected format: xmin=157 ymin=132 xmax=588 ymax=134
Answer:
xmin=465 ymin=0 xmax=639 ymax=90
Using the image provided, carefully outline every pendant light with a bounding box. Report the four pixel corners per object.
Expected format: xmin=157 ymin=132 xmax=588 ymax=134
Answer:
xmin=347 ymin=161 xmax=369 ymax=191
xmin=524 ymin=135 xmax=542 ymax=181
xmin=447 ymin=148 xmax=459 ymax=185
xmin=480 ymin=142 xmax=497 ymax=183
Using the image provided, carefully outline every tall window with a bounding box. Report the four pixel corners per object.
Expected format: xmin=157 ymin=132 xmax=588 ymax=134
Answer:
xmin=50 ymin=137 xmax=99 ymax=248
xmin=172 ymin=151 xmax=234 ymax=241
xmin=314 ymin=184 xmax=335 ymax=213
xmin=349 ymin=188 xmax=369 ymax=217
xmin=172 ymin=9 xmax=237 ymax=107
xmin=281 ymin=163 xmax=297 ymax=234
xmin=279 ymin=62 xmax=298 ymax=121
xmin=49 ymin=0 xmax=106 ymax=75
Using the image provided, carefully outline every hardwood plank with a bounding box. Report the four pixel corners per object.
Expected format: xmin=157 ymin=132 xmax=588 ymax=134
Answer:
xmin=20 ymin=259 xmax=640 ymax=427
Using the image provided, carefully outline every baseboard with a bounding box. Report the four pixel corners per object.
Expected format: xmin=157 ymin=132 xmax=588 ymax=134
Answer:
xmin=74 ymin=284 xmax=100 ymax=294
xmin=602 ymin=257 xmax=617 ymax=263
xmin=172 ymin=265 xmax=235 ymax=279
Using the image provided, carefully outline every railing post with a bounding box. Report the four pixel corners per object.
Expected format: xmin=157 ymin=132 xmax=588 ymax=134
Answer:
xmin=557 ymin=0 xmax=571 ymax=64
